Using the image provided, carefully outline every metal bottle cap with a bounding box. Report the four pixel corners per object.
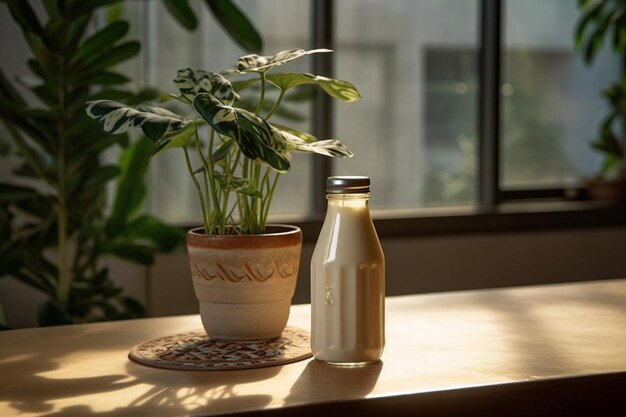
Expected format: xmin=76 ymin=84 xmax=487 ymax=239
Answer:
xmin=326 ymin=176 xmax=370 ymax=194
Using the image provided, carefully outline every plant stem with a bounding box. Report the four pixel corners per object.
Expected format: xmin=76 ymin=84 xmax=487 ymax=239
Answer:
xmin=183 ymin=147 xmax=209 ymax=233
xmin=264 ymin=89 xmax=286 ymax=121
xmin=251 ymin=163 xmax=262 ymax=233
xmin=254 ymin=72 xmax=267 ymax=115
xmin=208 ymin=130 xmax=221 ymax=229
xmin=195 ymin=129 xmax=221 ymax=233
xmin=261 ymin=171 xmax=280 ymax=229
xmin=56 ymin=12 xmax=70 ymax=306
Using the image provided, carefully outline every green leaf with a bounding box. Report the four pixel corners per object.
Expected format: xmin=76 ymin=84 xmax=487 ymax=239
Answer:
xmin=27 ymin=59 xmax=45 ymax=80
xmin=75 ymin=71 xmax=130 ymax=87
xmin=42 ymin=0 xmax=60 ymax=19
xmin=284 ymin=84 xmax=317 ymax=102
xmin=237 ymin=48 xmax=331 ymax=74
xmin=73 ymin=21 xmax=130 ymax=65
xmin=611 ymin=15 xmax=626 ymax=51
xmin=270 ymin=123 xmax=317 ymax=143
xmin=125 ymin=215 xmax=185 ymax=251
xmin=126 ymin=88 xmax=161 ymax=106
xmin=84 ymin=165 xmax=121 ymax=189
xmin=163 ymin=0 xmax=197 ymax=31
xmin=39 ymin=301 xmax=70 ymax=326
xmin=153 ymin=123 xmax=196 ymax=155
xmin=99 ymin=242 xmax=155 ymax=265
xmin=193 ymin=93 xmax=291 ymax=172
xmin=67 ymin=0 xmax=122 ymax=20
xmin=23 ymin=30 xmax=45 ymax=62
xmin=266 ymin=73 xmax=361 ymax=102
xmin=214 ymin=173 xmax=261 ymax=197
xmin=66 ymin=14 xmax=91 ymax=54
xmin=231 ymin=77 xmax=260 ymax=92
xmin=73 ymin=41 xmax=140 ymax=75
xmin=575 ymin=0 xmax=608 ymax=49
xmin=0 ymin=183 xmax=39 ymax=202
xmin=204 ymin=0 xmax=262 ymax=53
xmin=0 ymin=68 xmax=26 ymax=106
xmin=275 ymin=129 xmax=353 ymax=158
xmin=42 ymin=17 xmax=65 ymax=52
xmin=0 ymin=103 xmax=55 ymax=152
xmin=173 ymin=68 xmax=239 ymax=104
xmin=106 ymin=137 xmax=153 ymax=236
xmin=584 ymin=30 xmax=605 ymax=64
xmin=122 ymin=296 xmax=146 ymax=318
xmin=602 ymin=155 xmax=620 ymax=176
xmin=106 ymin=3 xmax=123 ymax=22
xmin=6 ymin=0 xmax=43 ymax=36
xmin=85 ymin=100 xmax=188 ymax=142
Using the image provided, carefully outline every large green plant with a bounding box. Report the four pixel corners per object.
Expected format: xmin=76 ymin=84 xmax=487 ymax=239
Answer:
xmin=0 ymin=0 xmax=264 ymax=327
xmin=576 ymin=0 xmax=626 ymax=179
xmin=0 ymin=0 xmax=178 ymax=326
xmin=86 ymin=49 xmax=361 ymax=235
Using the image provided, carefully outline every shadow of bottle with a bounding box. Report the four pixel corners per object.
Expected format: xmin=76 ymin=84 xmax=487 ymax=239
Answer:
xmin=284 ymin=359 xmax=383 ymax=406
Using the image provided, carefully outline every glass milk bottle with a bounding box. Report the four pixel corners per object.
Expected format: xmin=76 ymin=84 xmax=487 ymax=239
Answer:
xmin=311 ymin=176 xmax=385 ymax=365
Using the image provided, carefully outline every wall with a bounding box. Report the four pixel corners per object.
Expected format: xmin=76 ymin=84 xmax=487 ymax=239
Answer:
xmin=147 ymin=226 xmax=626 ymax=317
xmin=3 ymin=225 xmax=626 ymax=328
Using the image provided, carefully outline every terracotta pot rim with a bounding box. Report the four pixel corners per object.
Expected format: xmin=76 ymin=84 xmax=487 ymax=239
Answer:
xmin=188 ymin=224 xmax=301 ymax=238
xmin=187 ymin=224 xmax=302 ymax=249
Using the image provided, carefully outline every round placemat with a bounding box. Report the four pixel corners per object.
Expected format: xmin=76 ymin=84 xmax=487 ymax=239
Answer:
xmin=129 ymin=327 xmax=312 ymax=370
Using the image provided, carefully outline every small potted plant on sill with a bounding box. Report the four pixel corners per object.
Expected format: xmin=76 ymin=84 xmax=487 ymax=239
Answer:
xmin=86 ymin=48 xmax=360 ymax=340
xmin=576 ymin=0 xmax=626 ymax=201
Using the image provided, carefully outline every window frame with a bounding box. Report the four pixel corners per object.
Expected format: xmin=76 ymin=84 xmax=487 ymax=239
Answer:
xmin=300 ymin=0 xmax=626 ymax=239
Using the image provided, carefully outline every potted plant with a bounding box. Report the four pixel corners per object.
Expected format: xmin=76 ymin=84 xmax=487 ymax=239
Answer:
xmin=86 ymin=48 xmax=360 ymax=340
xmin=576 ymin=0 xmax=626 ymax=201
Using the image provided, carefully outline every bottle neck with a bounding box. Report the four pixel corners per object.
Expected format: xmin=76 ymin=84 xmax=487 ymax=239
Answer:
xmin=326 ymin=193 xmax=370 ymax=210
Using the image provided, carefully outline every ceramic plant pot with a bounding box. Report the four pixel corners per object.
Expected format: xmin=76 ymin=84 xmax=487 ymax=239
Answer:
xmin=186 ymin=225 xmax=302 ymax=341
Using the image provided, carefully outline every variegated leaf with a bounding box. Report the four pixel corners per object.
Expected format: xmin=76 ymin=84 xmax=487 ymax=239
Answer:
xmin=270 ymin=123 xmax=317 ymax=143
xmin=275 ymin=129 xmax=353 ymax=158
xmin=266 ymin=73 xmax=361 ymax=102
xmin=85 ymin=100 xmax=188 ymax=142
xmin=236 ymin=48 xmax=332 ymax=74
xmin=153 ymin=123 xmax=196 ymax=156
xmin=173 ymin=68 xmax=239 ymax=105
xmin=137 ymin=104 xmax=182 ymax=118
xmin=193 ymin=93 xmax=290 ymax=173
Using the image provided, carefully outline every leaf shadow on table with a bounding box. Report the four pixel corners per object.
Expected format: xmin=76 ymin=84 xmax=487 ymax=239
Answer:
xmin=0 ymin=333 xmax=138 ymax=415
xmin=112 ymin=361 xmax=281 ymax=416
xmin=0 ymin=326 xmax=282 ymax=417
xmin=283 ymin=359 xmax=383 ymax=406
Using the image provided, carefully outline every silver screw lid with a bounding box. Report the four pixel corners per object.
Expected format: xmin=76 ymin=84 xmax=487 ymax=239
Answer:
xmin=326 ymin=176 xmax=370 ymax=194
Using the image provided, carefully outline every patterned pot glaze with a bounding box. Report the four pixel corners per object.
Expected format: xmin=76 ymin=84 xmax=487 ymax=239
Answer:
xmin=187 ymin=225 xmax=302 ymax=341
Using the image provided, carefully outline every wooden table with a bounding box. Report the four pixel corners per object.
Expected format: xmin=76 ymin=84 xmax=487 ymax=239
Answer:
xmin=1 ymin=279 xmax=625 ymax=417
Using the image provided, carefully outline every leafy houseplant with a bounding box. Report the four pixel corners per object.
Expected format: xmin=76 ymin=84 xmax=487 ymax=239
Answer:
xmin=86 ymin=48 xmax=361 ymax=339
xmin=576 ymin=0 xmax=626 ymax=199
xmin=86 ymin=49 xmax=360 ymax=235
xmin=0 ymin=0 xmax=264 ymax=328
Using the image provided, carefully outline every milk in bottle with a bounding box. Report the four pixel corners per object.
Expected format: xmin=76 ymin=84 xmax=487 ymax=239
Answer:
xmin=311 ymin=176 xmax=385 ymax=365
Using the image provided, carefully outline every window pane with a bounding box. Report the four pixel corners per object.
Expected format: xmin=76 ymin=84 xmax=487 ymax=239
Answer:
xmin=334 ymin=0 xmax=479 ymax=209
xmin=123 ymin=1 xmax=312 ymax=224
xmin=502 ymin=0 xmax=620 ymax=189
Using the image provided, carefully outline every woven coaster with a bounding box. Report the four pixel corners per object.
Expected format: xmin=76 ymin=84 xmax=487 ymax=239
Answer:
xmin=129 ymin=326 xmax=312 ymax=371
